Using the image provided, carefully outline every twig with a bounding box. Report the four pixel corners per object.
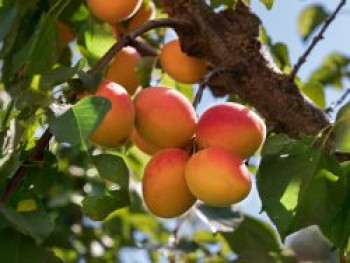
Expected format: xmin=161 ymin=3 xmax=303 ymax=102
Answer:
xmin=193 ymin=67 xmax=236 ymax=109
xmin=0 ymin=19 xmax=187 ymax=204
xmin=290 ymin=0 xmax=347 ymax=80
xmin=0 ymin=129 xmax=52 ymax=204
xmin=325 ymin=88 xmax=350 ymax=114
xmin=130 ymin=38 xmax=159 ymax=57
xmin=88 ymin=18 xmax=188 ymax=75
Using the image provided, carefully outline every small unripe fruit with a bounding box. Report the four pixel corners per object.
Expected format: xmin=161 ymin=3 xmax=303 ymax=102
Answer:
xmin=143 ymin=149 xmax=196 ymax=218
xmin=90 ymin=80 xmax=135 ymax=148
xmin=106 ymin=47 xmax=141 ymax=95
xmin=17 ymin=199 xmax=38 ymax=212
xmin=56 ymin=22 xmax=75 ymax=46
xmin=134 ymin=87 xmax=197 ymax=148
xmin=185 ymin=147 xmax=252 ymax=207
xmin=196 ymin=103 xmax=266 ymax=159
xmin=131 ymin=129 xmax=160 ymax=155
xmin=87 ymin=0 xmax=142 ymax=23
xmin=160 ymin=40 xmax=207 ymax=84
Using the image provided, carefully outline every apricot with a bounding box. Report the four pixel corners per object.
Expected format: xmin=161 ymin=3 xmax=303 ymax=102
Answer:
xmin=185 ymin=147 xmax=252 ymax=207
xmin=112 ymin=24 xmax=127 ymax=39
xmin=90 ymin=80 xmax=135 ymax=148
xmin=143 ymin=149 xmax=196 ymax=218
xmin=87 ymin=0 xmax=142 ymax=23
xmin=106 ymin=47 xmax=142 ymax=95
xmin=196 ymin=103 xmax=266 ymax=159
xmin=134 ymin=87 xmax=197 ymax=148
xmin=160 ymin=40 xmax=207 ymax=84
xmin=112 ymin=1 xmax=156 ymax=37
xmin=128 ymin=1 xmax=156 ymax=31
xmin=131 ymin=129 xmax=160 ymax=155
xmin=56 ymin=22 xmax=75 ymax=46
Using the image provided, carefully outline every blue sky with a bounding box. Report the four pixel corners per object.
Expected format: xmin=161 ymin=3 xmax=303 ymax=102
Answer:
xmin=252 ymin=0 xmax=350 ymax=81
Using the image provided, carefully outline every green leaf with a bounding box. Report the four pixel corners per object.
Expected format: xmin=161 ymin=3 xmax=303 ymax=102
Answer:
xmin=0 ymin=228 xmax=62 ymax=263
xmin=38 ymin=61 xmax=85 ymax=92
xmin=12 ymin=14 xmax=62 ymax=76
xmin=308 ymin=53 xmax=349 ymax=88
xmin=210 ymin=0 xmax=236 ymax=9
xmin=136 ymin=56 xmax=157 ymax=88
xmin=261 ymin=134 xmax=291 ymax=156
xmin=196 ymin=204 xmax=243 ymax=232
xmin=271 ymin=42 xmax=291 ymax=73
xmin=0 ymin=206 xmax=54 ymax=243
xmin=176 ymin=82 xmax=193 ymax=101
xmin=92 ymin=154 xmax=129 ymax=188
xmin=299 ymin=81 xmax=326 ymax=109
xmin=334 ymin=102 xmax=350 ymax=153
xmin=259 ymin=0 xmax=274 ymax=10
xmin=257 ymin=136 xmax=348 ymax=248
xmin=298 ymin=5 xmax=328 ymax=41
xmin=78 ymin=18 xmax=116 ymax=63
xmin=222 ymin=216 xmax=296 ymax=263
xmin=0 ymin=6 xmax=17 ymax=41
xmin=82 ymin=190 xmax=130 ymax=221
xmin=48 ymin=96 xmax=111 ymax=146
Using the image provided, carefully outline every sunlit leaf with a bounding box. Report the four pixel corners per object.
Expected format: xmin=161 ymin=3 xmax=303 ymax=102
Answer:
xmin=257 ymin=135 xmax=348 ymax=249
xmin=48 ymin=96 xmax=111 ymax=146
xmin=334 ymin=102 xmax=350 ymax=153
xmin=298 ymin=5 xmax=328 ymax=41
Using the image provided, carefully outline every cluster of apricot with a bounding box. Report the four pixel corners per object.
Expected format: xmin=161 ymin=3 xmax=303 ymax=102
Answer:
xmin=84 ymin=0 xmax=267 ymax=219
xmin=88 ymin=80 xmax=266 ymax=219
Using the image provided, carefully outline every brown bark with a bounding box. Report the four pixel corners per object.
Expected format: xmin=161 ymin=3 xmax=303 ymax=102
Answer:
xmin=164 ymin=0 xmax=331 ymax=138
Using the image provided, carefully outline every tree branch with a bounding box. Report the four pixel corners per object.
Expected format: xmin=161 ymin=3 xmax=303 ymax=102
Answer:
xmin=290 ymin=0 xmax=347 ymax=80
xmin=163 ymin=0 xmax=331 ymax=138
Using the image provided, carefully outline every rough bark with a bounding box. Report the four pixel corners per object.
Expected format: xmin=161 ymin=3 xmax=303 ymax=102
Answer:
xmin=165 ymin=0 xmax=331 ymax=138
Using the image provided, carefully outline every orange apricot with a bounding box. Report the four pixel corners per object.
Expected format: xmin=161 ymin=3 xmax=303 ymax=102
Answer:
xmin=160 ymin=39 xmax=207 ymax=84
xmin=131 ymin=129 xmax=160 ymax=155
xmin=90 ymin=80 xmax=135 ymax=148
xmin=143 ymin=149 xmax=196 ymax=218
xmin=185 ymin=147 xmax=252 ymax=207
xmin=128 ymin=0 xmax=156 ymax=31
xmin=134 ymin=87 xmax=197 ymax=148
xmin=106 ymin=47 xmax=142 ymax=95
xmin=87 ymin=0 xmax=142 ymax=23
xmin=112 ymin=1 xmax=156 ymax=37
xmin=196 ymin=103 xmax=266 ymax=159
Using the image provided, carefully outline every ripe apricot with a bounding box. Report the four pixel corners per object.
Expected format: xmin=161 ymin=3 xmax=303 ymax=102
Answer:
xmin=57 ymin=22 xmax=75 ymax=46
xmin=143 ymin=149 xmax=196 ymax=218
xmin=90 ymin=80 xmax=135 ymax=148
xmin=134 ymin=87 xmax=197 ymax=148
xmin=185 ymin=147 xmax=252 ymax=207
xmin=112 ymin=1 xmax=156 ymax=37
xmin=131 ymin=129 xmax=160 ymax=155
xmin=87 ymin=0 xmax=142 ymax=23
xmin=196 ymin=103 xmax=266 ymax=159
xmin=106 ymin=47 xmax=141 ymax=95
xmin=160 ymin=39 xmax=207 ymax=84
xmin=128 ymin=1 xmax=156 ymax=31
